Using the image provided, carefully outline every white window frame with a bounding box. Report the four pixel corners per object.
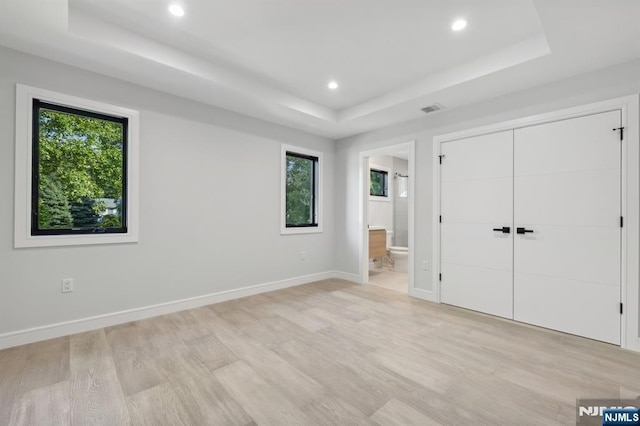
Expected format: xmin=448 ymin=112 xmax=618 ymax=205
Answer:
xmin=14 ymin=84 xmax=140 ymax=248
xmin=280 ymin=144 xmax=323 ymax=235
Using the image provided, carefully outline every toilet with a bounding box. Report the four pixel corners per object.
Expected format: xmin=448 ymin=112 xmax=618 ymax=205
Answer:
xmin=389 ymin=246 xmax=408 ymax=273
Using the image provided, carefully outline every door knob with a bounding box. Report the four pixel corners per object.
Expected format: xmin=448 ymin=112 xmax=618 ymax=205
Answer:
xmin=517 ymin=227 xmax=534 ymax=234
xmin=492 ymin=227 xmax=510 ymax=234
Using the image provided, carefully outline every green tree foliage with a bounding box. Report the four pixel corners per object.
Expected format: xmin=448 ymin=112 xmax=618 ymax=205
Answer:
xmin=37 ymin=108 xmax=124 ymax=229
xmin=38 ymin=175 xmax=73 ymax=229
xmin=70 ymin=197 xmax=100 ymax=228
xmin=370 ymin=170 xmax=387 ymax=196
xmin=286 ymin=155 xmax=314 ymax=225
xmin=99 ymin=214 xmax=122 ymax=228
xmin=97 ymin=198 xmax=122 ymax=228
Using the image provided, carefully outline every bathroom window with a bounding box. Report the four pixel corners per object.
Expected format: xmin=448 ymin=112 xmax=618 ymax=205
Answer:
xmin=281 ymin=145 xmax=323 ymax=234
xmin=370 ymin=169 xmax=388 ymax=197
xmin=14 ymin=85 xmax=139 ymax=248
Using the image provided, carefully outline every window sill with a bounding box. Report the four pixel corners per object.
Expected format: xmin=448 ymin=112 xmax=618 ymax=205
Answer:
xmin=280 ymin=226 xmax=323 ymax=235
xmin=369 ymin=195 xmax=391 ymax=202
xmin=15 ymin=232 xmax=138 ymax=248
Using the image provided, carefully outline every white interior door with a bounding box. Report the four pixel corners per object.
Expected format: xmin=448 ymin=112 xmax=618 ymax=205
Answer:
xmin=440 ymin=131 xmax=514 ymax=319
xmin=513 ymin=111 xmax=622 ymax=344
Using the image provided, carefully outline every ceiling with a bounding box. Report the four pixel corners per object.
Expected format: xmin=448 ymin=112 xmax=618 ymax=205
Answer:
xmin=0 ymin=0 xmax=639 ymax=139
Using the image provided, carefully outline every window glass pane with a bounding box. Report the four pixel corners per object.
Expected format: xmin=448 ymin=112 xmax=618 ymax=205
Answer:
xmin=35 ymin=104 xmax=126 ymax=233
xmin=286 ymin=153 xmax=316 ymax=226
xmin=370 ymin=169 xmax=388 ymax=197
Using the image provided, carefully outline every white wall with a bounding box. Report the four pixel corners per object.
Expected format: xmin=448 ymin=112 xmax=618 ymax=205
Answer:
xmin=335 ymin=59 xmax=640 ymax=295
xmin=3 ymin=45 xmax=640 ymax=347
xmin=392 ymin=157 xmax=409 ymax=247
xmin=0 ymin=46 xmax=336 ymax=337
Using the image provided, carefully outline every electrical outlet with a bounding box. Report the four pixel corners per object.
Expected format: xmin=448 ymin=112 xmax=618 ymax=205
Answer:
xmin=62 ymin=278 xmax=74 ymax=293
xmin=422 ymin=261 xmax=429 ymax=271
xmin=300 ymin=251 xmax=307 ymax=260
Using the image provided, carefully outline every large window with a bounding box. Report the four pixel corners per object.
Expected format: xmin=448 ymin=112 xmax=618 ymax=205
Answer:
xmin=32 ymin=100 xmax=128 ymax=235
xmin=281 ymin=145 xmax=323 ymax=234
xmin=14 ymin=85 xmax=139 ymax=248
xmin=370 ymin=168 xmax=388 ymax=197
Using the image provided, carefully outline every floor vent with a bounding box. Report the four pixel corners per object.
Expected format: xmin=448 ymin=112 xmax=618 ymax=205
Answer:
xmin=421 ymin=103 xmax=445 ymax=114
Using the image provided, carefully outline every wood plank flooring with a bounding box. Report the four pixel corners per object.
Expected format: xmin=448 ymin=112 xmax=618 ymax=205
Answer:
xmin=1 ymin=278 xmax=640 ymax=425
xmin=368 ymin=269 xmax=408 ymax=293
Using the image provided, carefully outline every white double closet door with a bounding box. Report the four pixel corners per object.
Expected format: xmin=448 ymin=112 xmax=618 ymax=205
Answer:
xmin=440 ymin=110 xmax=622 ymax=344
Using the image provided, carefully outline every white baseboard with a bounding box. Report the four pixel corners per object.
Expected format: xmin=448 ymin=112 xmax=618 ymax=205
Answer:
xmin=410 ymin=287 xmax=438 ymax=303
xmin=332 ymin=271 xmax=362 ymax=283
xmin=0 ymin=271 xmax=336 ymax=350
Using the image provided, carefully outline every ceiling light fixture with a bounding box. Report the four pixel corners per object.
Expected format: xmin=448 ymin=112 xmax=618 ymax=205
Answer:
xmin=328 ymin=81 xmax=339 ymax=90
xmin=451 ymin=19 xmax=467 ymax=31
xmin=168 ymin=4 xmax=185 ymax=17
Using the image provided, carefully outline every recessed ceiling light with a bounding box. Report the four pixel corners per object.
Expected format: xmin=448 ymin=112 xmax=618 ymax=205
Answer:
xmin=169 ymin=4 xmax=185 ymax=17
xmin=451 ymin=19 xmax=467 ymax=31
xmin=328 ymin=81 xmax=339 ymax=90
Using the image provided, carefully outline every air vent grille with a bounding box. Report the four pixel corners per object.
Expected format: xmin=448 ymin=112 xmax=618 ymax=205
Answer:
xmin=421 ymin=103 xmax=445 ymax=114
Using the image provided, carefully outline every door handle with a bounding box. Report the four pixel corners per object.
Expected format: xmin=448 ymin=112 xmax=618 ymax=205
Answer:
xmin=492 ymin=227 xmax=510 ymax=234
xmin=516 ymin=227 xmax=534 ymax=234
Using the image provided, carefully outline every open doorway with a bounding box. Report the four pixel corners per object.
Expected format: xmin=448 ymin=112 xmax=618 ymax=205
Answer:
xmin=360 ymin=141 xmax=415 ymax=294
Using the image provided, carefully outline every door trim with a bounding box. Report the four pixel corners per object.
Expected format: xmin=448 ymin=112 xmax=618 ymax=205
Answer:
xmin=432 ymin=95 xmax=640 ymax=352
xmin=359 ymin=141 xmax=416 ymax=296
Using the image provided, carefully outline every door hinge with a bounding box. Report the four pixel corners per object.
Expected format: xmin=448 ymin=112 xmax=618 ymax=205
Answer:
xmin=439 ymin=215 xmax=442 ymax=223
xmin=620 ymin=303 xmax=624 ymax=315
xmin=620 ymin=216 xmax=624 ymax=228
xmin=613 ymin=127 xmax=625 ymax=141
xmin=438 ymin=154 xmax=445 ymax=164
xmin=439 ymin=273 xmax=442 ymax=281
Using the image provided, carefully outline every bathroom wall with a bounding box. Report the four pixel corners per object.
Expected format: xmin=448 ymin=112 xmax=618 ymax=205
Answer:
xmin=393 ymin=157 xmax=409 ymax=247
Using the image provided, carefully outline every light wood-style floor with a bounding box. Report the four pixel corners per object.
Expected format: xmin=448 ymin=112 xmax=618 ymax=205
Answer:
xmin=2 ymin=278 xmax=640 ymax=425
xmin=368 ymin=268 xmax=408 ymax=293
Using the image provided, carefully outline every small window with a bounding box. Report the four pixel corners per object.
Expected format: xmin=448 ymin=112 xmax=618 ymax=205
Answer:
xmin=370 ymin=168 xmax=388 ymax=197
xmin=286 ymin=152 xmax=317 ymax=227
xmin=281 ymin=145 xmax=323 ymax=234
xmin=32 ymin=100 xmax=128 ymax=235
xmin=14 ymin=85 xmax=139 ymax=248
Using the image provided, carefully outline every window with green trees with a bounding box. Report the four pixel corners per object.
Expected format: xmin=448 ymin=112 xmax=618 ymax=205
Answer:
xmin=32 ymin=100 xmax=127 ymax=235
xmin=285 ymin=151 xmax=318 ymax=227
xmin=370 ymin=168 xmax=388 ymax=197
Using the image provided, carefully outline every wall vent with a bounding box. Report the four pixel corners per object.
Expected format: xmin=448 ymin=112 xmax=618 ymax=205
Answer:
xmin=421 ymin=103 xmax=445 ymax=114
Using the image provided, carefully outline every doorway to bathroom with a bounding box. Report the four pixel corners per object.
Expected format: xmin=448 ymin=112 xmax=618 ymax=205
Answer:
xmin=360 ymin=141 xmax=415 ymax=294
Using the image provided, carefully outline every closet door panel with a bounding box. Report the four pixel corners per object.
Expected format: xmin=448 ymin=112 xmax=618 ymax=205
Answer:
xmin=441 ymin=178 xmax=512 ymax=224
xmin=440 ymin=130 xmax=513 ymax=319
xmin=513 ymin=110 xmax=621 ymax=345
xmin=514 ymin=170 xmax=619 ymax=226
xmin=442 ymin=265 xmax=513 ymax=319
xmin=513 ymin=226 xmax=620 ymax=286
xmin=514 ymin=274 xmax=620 ymax=345
xmin=514 ymin=112 xmax=620 ymax=175
xmin=440 ymin=133 xmax=513 ymax=182
xmin=441 ymin=223 xmax=512 ymax=271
